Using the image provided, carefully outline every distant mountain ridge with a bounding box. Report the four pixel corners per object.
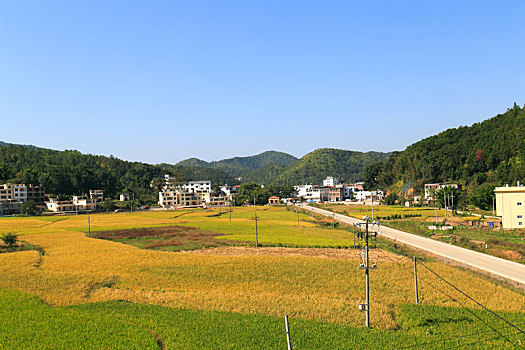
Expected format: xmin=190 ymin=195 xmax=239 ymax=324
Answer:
xmin=179 ymin=148 xmax=391 ymax=185
xmin=277 ymin=148 xmax=391 ymax=185
xmin=177 ymin=151 xmax=299 ymax=178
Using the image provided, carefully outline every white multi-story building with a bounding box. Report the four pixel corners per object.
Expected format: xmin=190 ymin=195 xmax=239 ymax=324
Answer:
xmin=45 ymin=195 xmax=97 ymax=212
xmin=323 ymin=176 xmax=339 ymax=187
xmin=353 ymin=190 xmax=384 ymax=202
xmin=163 ymin=175 xmax=211 ymax=193
xmin=0 ymin=183 xmax=46 ymax=214
xmin=184 ymin=181 xmax=212 ymax=193
xmin=424 ymin=183 xmax=461 ymax=200
xmin=294 ymin=184 xmax=329 ymax=202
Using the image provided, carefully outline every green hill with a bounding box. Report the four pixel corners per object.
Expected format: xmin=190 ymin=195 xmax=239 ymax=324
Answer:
xmin=278 ymin=148 xmax=391 ymax=185
xmin=364 ymin=103 xmax=525 ymax=193
xmin=177 ymin=151 xmax=299 ymax=177
xmin=0 ymin=143 xmax=237 ymax=203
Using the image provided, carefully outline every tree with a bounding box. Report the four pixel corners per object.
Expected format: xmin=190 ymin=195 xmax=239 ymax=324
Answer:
xmin=100 ymin=199 xmax=117 ymax=212
xmin=20 ymin=200 xmax=37 ymax=216
xmin=1 ymin=233 xmax=18 ymax=247
xmin=383 ymin=193 xmax=398 ymax=205
xmin=469 ymin=184 xmax=495 ymax=211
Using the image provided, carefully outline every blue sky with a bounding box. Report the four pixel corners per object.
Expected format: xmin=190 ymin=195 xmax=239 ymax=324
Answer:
xmin=1 ymin=1 xmax=524 ymax=164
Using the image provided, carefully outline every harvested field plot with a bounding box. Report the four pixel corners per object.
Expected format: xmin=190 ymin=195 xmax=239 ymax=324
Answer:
xmin=94 ymin=225 xmax=238 ymax=251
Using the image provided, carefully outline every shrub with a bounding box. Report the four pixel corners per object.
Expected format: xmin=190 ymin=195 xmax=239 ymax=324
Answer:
xmin=1 ymin=233 xmax=18 ymax=247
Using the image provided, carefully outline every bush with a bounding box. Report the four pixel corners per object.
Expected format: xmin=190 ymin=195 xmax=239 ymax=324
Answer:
xmin=1 ymin=233 xmax=18 ymax=247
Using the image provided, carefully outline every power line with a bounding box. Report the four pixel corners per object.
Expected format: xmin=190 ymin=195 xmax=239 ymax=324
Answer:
xmin=418 ymin=278 xmax=520 ymax=349
xmin=417 ymin=261 xmax=525 ymax=338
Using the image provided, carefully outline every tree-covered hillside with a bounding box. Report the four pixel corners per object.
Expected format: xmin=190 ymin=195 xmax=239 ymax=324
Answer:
xmin=177 ymin=151 xmax=299 ymax=178
xmin=0 ymin=144 xmax=237 ymax=203
xmin=364 ymin=103 xmax=525 ymax=193
xmin=278 ymin=148 xmax=391 ymax=185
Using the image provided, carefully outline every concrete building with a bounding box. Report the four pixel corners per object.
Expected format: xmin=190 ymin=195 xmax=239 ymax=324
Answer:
xmin=45 ymin=196 xmax=97 ymax=213
xmin=89 ymin=189 xmax=104 ymax=203
xmin=424 ymin=183 xmax=461 ymax=200
xmin=294 ymin=185 xmax=329 ymax=202
xmin=268 ymin=196 xmax=280 ymax=205
xmin=119 ymin=193 xmax=130 ymax=201
xmin=0 ymin=183 xmax=46 ymax=214
xmin=26 ymin=184 xmax=46 ymax=203
xmin=328 ymin=186 xmax=343 ymax=202
xmin=495 ymin=185 xmax=525 ymax=229
xmin=323 ymin=176 xmax=339 ymax=187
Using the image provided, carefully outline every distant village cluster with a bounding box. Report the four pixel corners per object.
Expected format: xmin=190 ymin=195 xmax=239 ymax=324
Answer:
xmin=157 ymin=176 xmax=384 ymax=209
xmin=1 ymin=176 xmax=524 ymax=230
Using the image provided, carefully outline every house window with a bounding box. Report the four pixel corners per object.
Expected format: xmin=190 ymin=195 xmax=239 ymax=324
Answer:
xmin=519 ymin=222 xmax=523 ymax=226
xmin=518 ymin=202 xmax=523 ymax=206
xmin=518 ymin=215 xmax=523 ymax=219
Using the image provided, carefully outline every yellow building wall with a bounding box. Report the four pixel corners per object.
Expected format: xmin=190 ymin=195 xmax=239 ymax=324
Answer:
xmin=495 ymin=188 xmax=525 ymax=229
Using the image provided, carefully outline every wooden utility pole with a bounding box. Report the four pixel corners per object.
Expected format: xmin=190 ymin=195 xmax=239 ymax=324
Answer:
xmin=414 ymin=256 xmax=419 ymax=304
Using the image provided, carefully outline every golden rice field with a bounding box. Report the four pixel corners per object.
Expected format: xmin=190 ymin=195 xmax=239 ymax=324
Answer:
xmin=0 ymin=207 xmax=524 ymax=330
xmin=320 ymin=203 xmax=447 ymax=221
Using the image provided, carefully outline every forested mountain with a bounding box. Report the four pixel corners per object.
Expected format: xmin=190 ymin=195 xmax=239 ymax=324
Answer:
xmin=0 ymin=143 xmax=237 ymax=203
xmin=177 ymin=151 xmax=299 ymax=178
xmin=364 ymin=103 xmax=525 ymax=194
xmin=275 ymin=148 xmax=390 ymax=185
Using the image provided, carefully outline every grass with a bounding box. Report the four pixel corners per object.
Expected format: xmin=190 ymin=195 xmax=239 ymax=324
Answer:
xmin=1 ymin=288 xmax=523 ymax=349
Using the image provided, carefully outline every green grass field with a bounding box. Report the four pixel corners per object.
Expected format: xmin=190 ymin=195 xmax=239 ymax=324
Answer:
xmin=1 ymin=288 xmax=523 ymax=349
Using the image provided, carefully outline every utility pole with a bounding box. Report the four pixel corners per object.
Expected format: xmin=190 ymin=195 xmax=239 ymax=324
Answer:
xmin=413 ymin=257 xmax=419 ymax=304
xmin=492 ymin=195 xmax=495 ymax=217
xmin=332 ymin=212 xmax=336 ymax=228
xmin=296 ymin=206 xmax=299 ymax=226
xmin=254 ymin=213 xmax=259 ymax=247
xmin=451 ymin=192 xmax=454 ymax=216
xmin=253 ymin=195 xmax=256 ymax=207
xmin=88 ymin=214 xmax=91 ymax=237
xmin=444 ymin=191 xmax=446 ymax=218
xmin=371 ymin=194 xmax=374 ymax=220
xmin=229 ymin=201 xmax=232 ymax=223
xmin=284 ymin=315 xmax=292 ymax=350
xmin=434 ymin=199 xmax=438 ymax=225
xmin=355 ymin=216 xmax=378 ymax=328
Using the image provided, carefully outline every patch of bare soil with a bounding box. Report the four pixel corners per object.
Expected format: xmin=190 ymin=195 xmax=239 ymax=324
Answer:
xmin=184 ymin=246 xmax=408 ymax=263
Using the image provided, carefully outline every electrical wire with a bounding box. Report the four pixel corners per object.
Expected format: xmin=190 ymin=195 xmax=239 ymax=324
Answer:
xmin=418 ymin=278 xmax=521 ymax=349
xmin=417 ymin=260 xmax=525 ymax=337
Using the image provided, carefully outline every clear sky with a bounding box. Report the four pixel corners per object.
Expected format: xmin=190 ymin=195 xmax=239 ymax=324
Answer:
xmin=1 ymin=1 xmax=524 ymax=164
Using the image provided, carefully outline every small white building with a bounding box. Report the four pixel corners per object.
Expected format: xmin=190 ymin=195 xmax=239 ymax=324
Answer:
xmin=323 ymin=176 xmax=339 ymax=187
xmin=424 ymin=183 xmax=461 ymax=200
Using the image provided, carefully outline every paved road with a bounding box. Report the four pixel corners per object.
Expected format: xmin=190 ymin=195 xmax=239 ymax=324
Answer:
xmin=297 ymin=204 xmax=525 ymax=286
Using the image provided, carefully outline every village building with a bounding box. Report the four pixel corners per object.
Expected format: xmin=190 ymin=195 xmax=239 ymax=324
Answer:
xmin=0 ymin=183 xmax=46 ymax=214
xmin=268 ymin=196 xmax=280 ymax=205
xmin=323 ymin=176 xmax=339 ymax=187
xmin=89 ymin=189 xmax=104 ymax=203
xmin=424 ymin=183 xmax=461 ymax=200
xmin=328 ymin=186 xmax=343 ymax=202
xmin=495 ymin=184 xmax=525 ymax=229
xmin=45 ymin=195 xmax=97 ymax=213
